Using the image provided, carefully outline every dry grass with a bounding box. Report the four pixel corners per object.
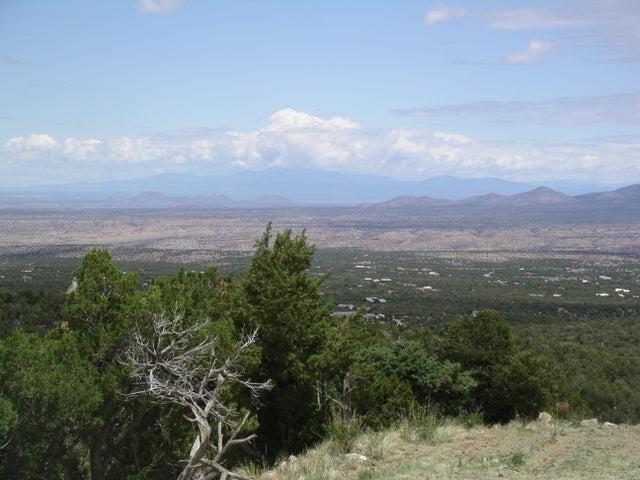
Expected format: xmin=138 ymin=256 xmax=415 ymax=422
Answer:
xmin=256 ymin=418 xmax=640 ymax=480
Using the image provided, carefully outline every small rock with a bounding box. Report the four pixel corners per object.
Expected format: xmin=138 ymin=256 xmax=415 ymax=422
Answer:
xmin=537 ymin=412 xmax=553 ymax=424
xmin=603 ymin=421 xmax=618 ymax=428
xmin=261 ymin=472 xmax=278 ymax=480
xmin=345 ymin=453 xmax=369 ymax=464
xmin=580 ymin=418 xmax=599 ymax=427
xmin=287 ymin=455 xmax=297 ymax=464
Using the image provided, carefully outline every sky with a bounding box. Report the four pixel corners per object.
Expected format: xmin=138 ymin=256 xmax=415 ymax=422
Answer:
xmin=0 ymin=0 xmax=639 ymax=186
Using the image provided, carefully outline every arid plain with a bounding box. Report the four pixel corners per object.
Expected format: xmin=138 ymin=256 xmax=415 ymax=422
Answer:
xmin=1 ymin=204 xmax=639 ymax=263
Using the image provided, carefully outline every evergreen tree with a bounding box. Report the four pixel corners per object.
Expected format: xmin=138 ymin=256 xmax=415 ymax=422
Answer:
xmin=442 ymin=309 xmax=554 ymax=422
xmin=243 ymin=224 xmax=333 ymax=456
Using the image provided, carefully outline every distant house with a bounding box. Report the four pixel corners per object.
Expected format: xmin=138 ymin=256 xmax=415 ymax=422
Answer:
xmin=337 ymin=303 xmax=355 ymax=310
xmin=331 ymin=311 xmax=356 ymax=318
xmin=365 ymin=297 xmax=386 ymax=304
xmin=380 ymin=278 xmax=391 ymax=282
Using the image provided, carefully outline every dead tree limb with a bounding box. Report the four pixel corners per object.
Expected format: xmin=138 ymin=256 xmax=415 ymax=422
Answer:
xmin=125 ymin=310 xmax=272 ymax=480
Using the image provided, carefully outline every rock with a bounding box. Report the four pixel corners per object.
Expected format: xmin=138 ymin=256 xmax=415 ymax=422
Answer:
xmin=537 ymin=412 xmax=553 ymax=424
xmin=278 ymin=455 xmax=298 ymax=469
xmin=261 ymin=472 xmax=278 ymax=480
xmin=345 ymin=453 xmax=369 ymax=464
xmin=581 ymin=418 xmax=599 ymax=427
xmin=603 ymin=421 xmax=618 ymax=428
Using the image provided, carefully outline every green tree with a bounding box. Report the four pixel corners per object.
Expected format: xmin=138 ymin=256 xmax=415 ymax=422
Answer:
xmin=63 ymin=250 xmax=144 ymax=479
xmin=350 ymin=340 xmax=476 ymax=426
xmin=0 ymin=329 xmax=101 ymax=479
xmin=442 ymin=310 xmax=554 ymax=423
xmin=243 ymin=224 xmax=334 ymax=456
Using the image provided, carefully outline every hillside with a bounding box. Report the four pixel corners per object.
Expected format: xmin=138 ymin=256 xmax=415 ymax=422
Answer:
xmin=256 ymin=418 xmax=640 ymax=480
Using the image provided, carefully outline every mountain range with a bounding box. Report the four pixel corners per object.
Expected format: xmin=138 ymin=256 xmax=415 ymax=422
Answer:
xmin=0 ymin=168 xmax=621 ymax=204
xmin=372 ymin=185 xmax=639 ymax=208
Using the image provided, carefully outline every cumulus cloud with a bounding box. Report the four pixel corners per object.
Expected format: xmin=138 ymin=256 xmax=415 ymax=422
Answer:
xmin=392 ymin=92 xmax=640 ymax=124
xmin=504 ymin=40 xmax=554 ymax=64
xmin=137 ymin=0 xmax=181 ymax=14
xmin=2 ymin=108 xmax=640 ymax=184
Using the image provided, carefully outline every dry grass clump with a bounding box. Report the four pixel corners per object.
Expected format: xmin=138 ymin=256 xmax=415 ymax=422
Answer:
xmin=353 ymin=429 xmax=401 ymax=461
xmin=264 ymin=441 xmax=349 ymax=480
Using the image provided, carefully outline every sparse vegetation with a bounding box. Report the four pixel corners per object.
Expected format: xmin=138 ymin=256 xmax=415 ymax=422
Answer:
xmin=258 ymin=418 xmax=640 ymax=480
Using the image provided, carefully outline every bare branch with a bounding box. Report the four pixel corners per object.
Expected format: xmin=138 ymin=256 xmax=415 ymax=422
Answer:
xmin=125 ymin=311 xmax=272 ymax=480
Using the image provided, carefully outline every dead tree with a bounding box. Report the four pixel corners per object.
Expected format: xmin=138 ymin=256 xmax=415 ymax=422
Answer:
xmin=125 ymin=310 xmax=272 ymax=480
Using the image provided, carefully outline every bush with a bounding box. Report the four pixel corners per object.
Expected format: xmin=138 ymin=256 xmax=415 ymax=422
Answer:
xmin=325 ymin=411 xmax=364 ymax=453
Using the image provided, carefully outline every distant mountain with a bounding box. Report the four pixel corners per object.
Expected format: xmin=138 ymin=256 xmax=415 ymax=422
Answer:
xmin=417 ymin=175 xmax=531 ymax=198
xmin=577 ymin=184 xmax=640 ymax=202
xmin=374 ymin=186 xmax=583 ymax=209
xmin=2 ymin=169 xmax=535 ymax=203
xmin=1 ymin=168 xmax=631 ymax=205
xmin=508 ymin=187 xmax=576 ymax=205
xmin=531 ymin=180 xmax=623 ymax=196
xmin=459 ymin=192 xmax=509 ymax=206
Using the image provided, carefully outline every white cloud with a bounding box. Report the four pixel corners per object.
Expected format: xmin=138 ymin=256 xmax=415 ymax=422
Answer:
xmin=424 ymin=5 xmax=467 ymax=25
xmin=2 ymin=109 xmax=640 ymax=184
xmin=3 ymin=134 xmax=58 ymax=159
xmin=265 ymin=108 xmax=361 ymax=132
xmin=137 ymin=0 xmax=181 ymax=14
xmin=505 ymin=40 xmax=554 ymax=64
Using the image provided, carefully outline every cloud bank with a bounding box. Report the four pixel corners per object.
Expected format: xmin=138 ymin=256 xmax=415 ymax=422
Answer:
xmin=2 ymin=108 xmax=639 ymax=185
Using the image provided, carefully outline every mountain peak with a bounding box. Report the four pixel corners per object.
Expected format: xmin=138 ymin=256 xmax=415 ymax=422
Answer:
xmin=510 ymin=187 xmax=575 ymax=204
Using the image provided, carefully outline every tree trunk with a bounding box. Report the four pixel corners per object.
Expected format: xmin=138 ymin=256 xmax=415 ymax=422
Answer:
xmin=342 ymin=373 xmax=352 ymax=424
xmin=90 ymin=437 xmax=105 ymax=480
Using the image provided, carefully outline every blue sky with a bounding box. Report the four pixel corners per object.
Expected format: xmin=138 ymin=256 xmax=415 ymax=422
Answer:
xmin=1 ymin=0 xmax=639 ymax=185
